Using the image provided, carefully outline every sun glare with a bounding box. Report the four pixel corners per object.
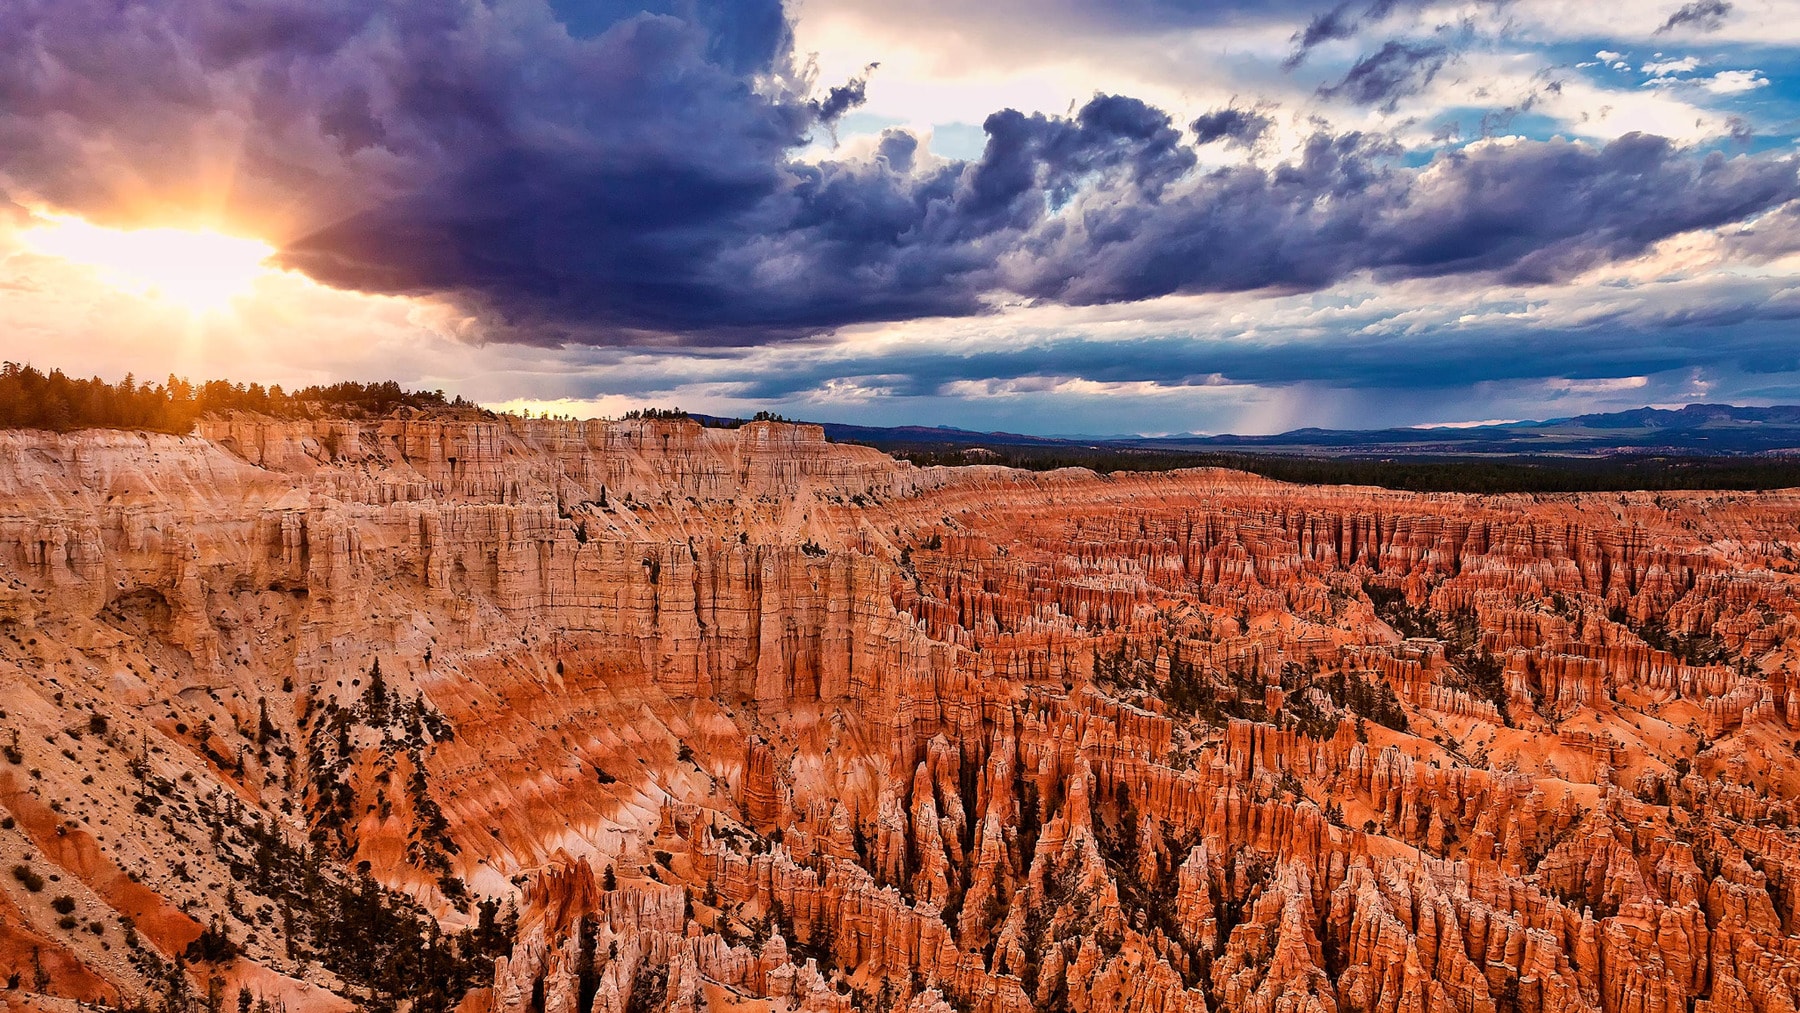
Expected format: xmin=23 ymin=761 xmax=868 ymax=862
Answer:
xmin=19 ymin=213 xmax=277 ymax=313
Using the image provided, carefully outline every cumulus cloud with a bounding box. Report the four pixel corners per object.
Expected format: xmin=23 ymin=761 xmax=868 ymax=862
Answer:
xmin=1701 ymin=69 xmax=1769 ymax=92
xmin=1641 ymin=56 xmax=1700 ymax=76
xmin=1641 ymin=66 xmax=1769 ymax=92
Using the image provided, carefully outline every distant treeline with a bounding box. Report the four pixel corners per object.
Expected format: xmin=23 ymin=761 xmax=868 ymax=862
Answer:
xmin=0 ymin=362 xmax=478 ymax=434
xmin=876 ymin=442 xmax=1800 ymax=493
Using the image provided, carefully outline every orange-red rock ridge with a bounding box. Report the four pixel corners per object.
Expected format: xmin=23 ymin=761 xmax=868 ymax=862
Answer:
xmin=0 ymin=418 xmax=1796 ymax=1013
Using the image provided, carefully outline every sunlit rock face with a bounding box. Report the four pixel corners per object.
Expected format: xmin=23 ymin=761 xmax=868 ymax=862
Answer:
xmin=3 ymin=417 xmax=1800 ymax=1013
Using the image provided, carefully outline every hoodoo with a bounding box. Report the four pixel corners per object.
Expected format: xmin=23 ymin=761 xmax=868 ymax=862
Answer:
xmin=2 ymin=417 xmax=1799 ymax=1013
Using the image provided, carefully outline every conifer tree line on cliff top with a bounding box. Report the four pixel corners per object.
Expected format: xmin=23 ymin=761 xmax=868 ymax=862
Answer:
xmin=0 ymin=362 xmax=471 ymax=433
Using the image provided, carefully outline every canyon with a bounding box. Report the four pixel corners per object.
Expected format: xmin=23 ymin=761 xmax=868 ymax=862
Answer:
xmin=0 ymin=416 xmax=1798 ymax=1013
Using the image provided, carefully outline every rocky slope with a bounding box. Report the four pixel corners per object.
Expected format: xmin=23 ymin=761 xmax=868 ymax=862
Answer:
xmin=2 ymin=417 xmax=1800 ymax=1013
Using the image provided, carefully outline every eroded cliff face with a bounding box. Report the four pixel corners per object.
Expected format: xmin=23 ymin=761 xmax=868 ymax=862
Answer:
xmin=3 ymin=417 xmax=1800 ymax=1013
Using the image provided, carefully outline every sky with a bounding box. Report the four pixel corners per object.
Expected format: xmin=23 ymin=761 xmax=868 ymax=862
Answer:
xmin=1 ymin=0 xmax=1798 ymax=435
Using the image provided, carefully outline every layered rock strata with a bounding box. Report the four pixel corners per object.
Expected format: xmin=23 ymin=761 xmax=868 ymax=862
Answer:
xmin=0 ymin=418 xmax=1797 ymax=1013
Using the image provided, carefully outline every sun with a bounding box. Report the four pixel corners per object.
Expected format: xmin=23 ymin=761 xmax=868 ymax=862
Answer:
xmin=18 ymin=212 xmax=277 ymax=314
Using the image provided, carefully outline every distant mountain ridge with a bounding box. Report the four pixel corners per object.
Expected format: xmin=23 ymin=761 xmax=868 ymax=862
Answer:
xmin=800 ymin=403 xmax=1800 ymax=457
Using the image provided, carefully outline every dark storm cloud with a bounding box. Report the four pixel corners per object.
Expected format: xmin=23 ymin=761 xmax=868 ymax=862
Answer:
xmin=1657 ymin=0 xmax=1732 ymax=33
xmin=815 ymin=64 xmax=878 ymax=123
xmin=289 ymin=91 xmax=1209 ymax=339
xmin=991 ymin=130 xmax=1798 ymax=306
xmin=549 ymin=106 xmax=1792 ymax=340
xmin=1280 ymin=0 xmax=1475 ymax=67
xmin=1288 ymin=1 xmax=1366 ymax=65
xmin=1190 ymin=108 xmax=1273 ymax=146
xmin=1 ymin=0 xmax=1796 ymax=346
xmin=724 ymin=306 xmax=1800 ymax=401
xmin=1318 ymin=41 xmax=1449 ymax=109
xmin=0 ymin=0 xmax=823 ymax=231
xmin=542 ymin=298 xmax=1800 ymax=404
xmin=512 ymin=259 xmax=1800 ymax=404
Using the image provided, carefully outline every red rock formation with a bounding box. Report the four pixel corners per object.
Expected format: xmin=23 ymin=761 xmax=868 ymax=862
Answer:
xmin=1 ymin=419 xmax=1799 ymax=1013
